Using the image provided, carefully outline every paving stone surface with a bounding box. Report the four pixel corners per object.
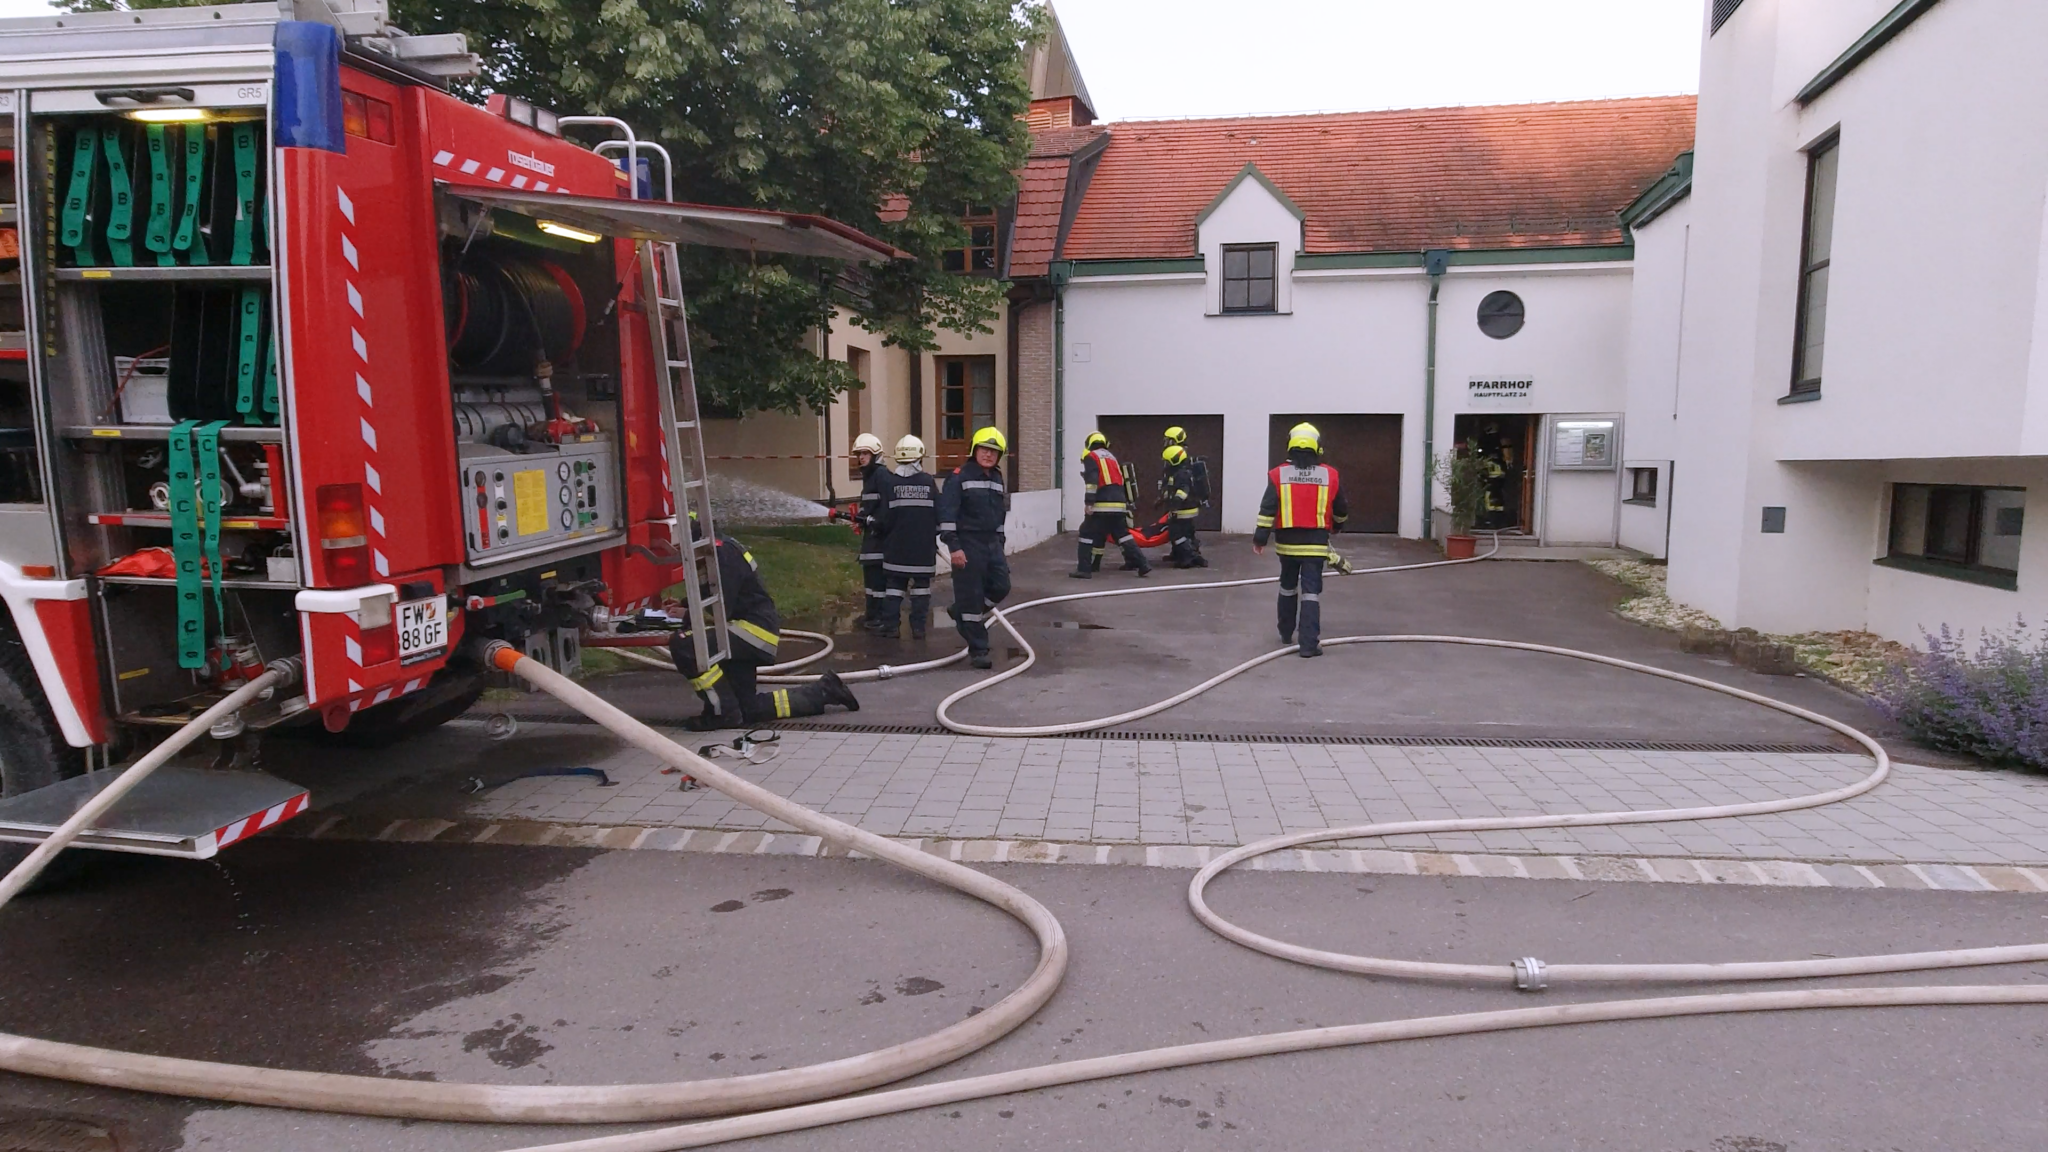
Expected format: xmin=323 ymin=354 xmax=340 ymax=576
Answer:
xmin=450 ymin=724 xmax=2048 ymax=869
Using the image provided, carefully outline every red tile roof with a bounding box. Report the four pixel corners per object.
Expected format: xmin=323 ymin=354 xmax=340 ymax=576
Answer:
xmin=1062 ymin=96 xmax=1697 ymax=260
xmin=1009 ymin=157 xmax=1073 ymax=278
xmin=1010 ymin=125 xmax=1107 ymax=277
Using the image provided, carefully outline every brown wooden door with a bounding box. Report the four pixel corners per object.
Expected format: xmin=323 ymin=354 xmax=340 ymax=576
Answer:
xmin=1266 ymin=414 xmax=1402 ymax=534
xmin=1093 ymin=414 xmax=1224 ymax=532
xmin=934 ymin=355 xmax=996 ymax=472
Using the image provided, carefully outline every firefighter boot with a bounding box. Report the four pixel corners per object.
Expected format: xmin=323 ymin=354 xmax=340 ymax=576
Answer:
xmin=1071 ymin=538 xmax=1094 ymax=579
xmin=1122 ymin=540 xmax=1153 ymax=577
xmin=819 ymin=670 xmax=860 ymax=712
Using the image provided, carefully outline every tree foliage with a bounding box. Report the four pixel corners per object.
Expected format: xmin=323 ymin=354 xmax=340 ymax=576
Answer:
xmin=66 ymin=0 xmax=1040 ymax=414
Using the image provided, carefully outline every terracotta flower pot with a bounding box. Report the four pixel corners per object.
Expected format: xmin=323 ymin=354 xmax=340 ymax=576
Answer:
xmin=1444 ymin=534 xmax=1477 ymax=560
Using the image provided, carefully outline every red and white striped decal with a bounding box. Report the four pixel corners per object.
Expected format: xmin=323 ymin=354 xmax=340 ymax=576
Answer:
xmin=212 ymin=791 xmax=311 ymax=852
xmin=336 ymin=185 xmax=392 ymax=583
xmin=431 ymin=149 xmax=561 ymax=194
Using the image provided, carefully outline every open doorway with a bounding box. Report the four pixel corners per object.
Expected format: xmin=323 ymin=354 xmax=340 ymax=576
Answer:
xmin=1452 ymin=414 xmax=1535 ymax=533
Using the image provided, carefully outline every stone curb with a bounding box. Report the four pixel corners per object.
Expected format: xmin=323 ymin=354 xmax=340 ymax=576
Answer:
xmin=286 ymin=816 xmax=2048 ymax=894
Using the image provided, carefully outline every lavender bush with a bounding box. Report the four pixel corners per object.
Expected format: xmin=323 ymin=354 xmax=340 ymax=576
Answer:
xmin=1871 ymin=621 xmax=2048 ymax=769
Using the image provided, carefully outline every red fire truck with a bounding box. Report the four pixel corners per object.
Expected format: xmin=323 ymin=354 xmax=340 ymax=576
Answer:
xmin=0 ymin=0 xmax=899 ymax=859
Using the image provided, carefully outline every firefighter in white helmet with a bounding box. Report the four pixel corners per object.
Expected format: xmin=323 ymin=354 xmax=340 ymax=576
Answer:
xmin=849 ymin=432 xmax=887 ymax=629
xmin=870 ymin=435 xmax=941 ymax=639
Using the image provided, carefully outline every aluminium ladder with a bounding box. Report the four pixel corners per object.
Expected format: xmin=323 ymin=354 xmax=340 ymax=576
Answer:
xmin=640 ymin=240 xmax=729 ymax=674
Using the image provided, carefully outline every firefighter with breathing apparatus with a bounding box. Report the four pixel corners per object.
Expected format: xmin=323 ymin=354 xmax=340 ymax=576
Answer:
xmin=1073 ymin=431 xmax=1152 ymax=579
xmin=938 ymin=427 xmax=1012 ymax=669
xmin=872 ymin=435 xmax=940 ymax=639
xmin=1161 ymin=443 xmax=1208 ymax=568
xmin=670 ymin=514 xmax=860 ymax=727
xmin=1252 ymin=422 xmax=1349 ymax=658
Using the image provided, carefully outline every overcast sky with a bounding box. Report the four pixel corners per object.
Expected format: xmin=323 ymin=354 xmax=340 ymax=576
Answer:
xmin=1054 ymin=0 xmax=1703 ymax=121
xmin=0 ymin=0 xmax=1703 ymax=120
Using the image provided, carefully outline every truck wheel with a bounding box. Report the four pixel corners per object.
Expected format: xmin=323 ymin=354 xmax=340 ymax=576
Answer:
xmin=323 ymin=666 xmax=489 ymax=749
xmin=0 ymin=627 xmax=86 ymax=878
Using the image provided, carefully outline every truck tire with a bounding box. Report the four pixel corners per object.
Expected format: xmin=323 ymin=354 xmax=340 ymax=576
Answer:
xmin=0 ymin=622 xmax=86 ymax=877
xmin=323 ymin=665 xmax=489 ymax=749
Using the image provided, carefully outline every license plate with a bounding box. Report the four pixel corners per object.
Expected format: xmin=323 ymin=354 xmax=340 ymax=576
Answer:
xmin=398 ymin=596 xmax=448 ymax=662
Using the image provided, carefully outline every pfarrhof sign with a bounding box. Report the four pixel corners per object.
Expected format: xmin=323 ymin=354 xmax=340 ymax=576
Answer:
xmin=1467 ymin=376 xmax=1534 ymax=408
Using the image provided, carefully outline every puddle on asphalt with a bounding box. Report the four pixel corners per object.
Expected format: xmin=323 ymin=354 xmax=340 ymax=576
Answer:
xmin=1048 ymin=620 xmax=1112 ymax=630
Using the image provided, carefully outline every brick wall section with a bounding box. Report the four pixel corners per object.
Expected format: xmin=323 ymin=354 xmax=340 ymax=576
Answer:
xmin=1012 ymin=299 xmax=1055 ymax=492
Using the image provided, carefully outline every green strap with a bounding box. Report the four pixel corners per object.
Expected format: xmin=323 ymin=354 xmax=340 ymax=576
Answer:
xmin=197 ymin=420 xmax=227 ymax=632
xmin=261 ymin=321 xmax=278 ymax=420
xmin=168 ymin=421 xmax=206 ymax=669
xmin=144 ymin=124 xmax=175 ymax=264
xmin=173 ymin=123 xmax=208 ymax=264
xmin=101 ymin=127 xmax=134 ymax=267
xmin=230 ymin=123 xmax=257 ymax=266
xmin=60 ymin=126 xmax=97 ymax=265
xmin=235 ymin=288 xmax=263 ymax=422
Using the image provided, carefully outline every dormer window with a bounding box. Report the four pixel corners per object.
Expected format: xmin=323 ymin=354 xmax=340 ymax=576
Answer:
xmin=943 ymin=204 xmax=999 ymax=273
xmin=1221 ymin=244 xmax=1277 ymax=313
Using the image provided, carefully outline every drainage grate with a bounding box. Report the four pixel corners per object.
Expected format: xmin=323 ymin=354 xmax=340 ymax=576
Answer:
xmin=476 ymin=713 xmax=1848 ymax=754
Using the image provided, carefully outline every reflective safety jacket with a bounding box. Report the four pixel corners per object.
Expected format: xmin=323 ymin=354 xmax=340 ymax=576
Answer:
xmin=1253 ymin=454 xmax=1349 ymax=557
xmin=714 ymin=534 xmax=782 ymax=662
xmin=1081 ymin=448 xmax=1131 ymax=513
xmin=1164 ymin=460 xmax=1202 ymax=520
xmin=855 ymin=461 xmax=885 ymax=563
xmin=938 ymin=457 xmax=1009 ymax=548
xmin=874 ymin=466 xmax=941 ymax=573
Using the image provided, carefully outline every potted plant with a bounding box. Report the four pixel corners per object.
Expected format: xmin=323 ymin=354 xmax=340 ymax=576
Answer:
xmin=1434 ymin=439 xmax=1496 ymax=559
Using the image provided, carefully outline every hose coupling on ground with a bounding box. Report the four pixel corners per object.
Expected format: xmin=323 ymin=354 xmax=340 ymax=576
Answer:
xmin=1512 ymin=956 xmax=1548 ymax=992
xmin=876 ymin=664 xmax=896 ymax=679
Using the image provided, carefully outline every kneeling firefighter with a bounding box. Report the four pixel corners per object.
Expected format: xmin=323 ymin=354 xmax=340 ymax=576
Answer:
xmin=1252 ymin=422 xmax=1349 ymax=658
xmin=670 ymin=518 xmax=860 ymax=728
xmin=939 ymin=426 xmax=1012 ymax=670
xmin=873 ymin=435 xmax=940 ymax=639
xmin=1073 ymin=431 xmax=1152 ymax=579
xmin=1161 ymin=444 xmax=1208 ymax=568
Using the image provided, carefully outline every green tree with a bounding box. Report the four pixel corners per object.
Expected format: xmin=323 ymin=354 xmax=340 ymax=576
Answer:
xmin=67 ymin=0 xmax=1040 ymax=414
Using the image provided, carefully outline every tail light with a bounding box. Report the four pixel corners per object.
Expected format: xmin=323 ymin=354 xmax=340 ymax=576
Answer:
xmin=358 ymin=592 xmax=397 ymax=666
xmin=316 ymin=483 xmax=370 ymax=585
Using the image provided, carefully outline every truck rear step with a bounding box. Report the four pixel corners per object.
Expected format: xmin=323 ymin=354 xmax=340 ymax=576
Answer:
xmin=0 ymin=766 xmax=308 ymax=859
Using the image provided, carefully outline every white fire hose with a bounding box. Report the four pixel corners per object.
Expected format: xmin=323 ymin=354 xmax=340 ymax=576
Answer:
xmin=1 ymin=551 xmax=2046 ymax=1152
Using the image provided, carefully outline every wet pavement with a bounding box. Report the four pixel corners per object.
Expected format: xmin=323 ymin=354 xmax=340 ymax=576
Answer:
xmin=513 ymin=533 xmax=1936 ymax=755
xmin=2 ymin=841 xmax=2044 ymax=1150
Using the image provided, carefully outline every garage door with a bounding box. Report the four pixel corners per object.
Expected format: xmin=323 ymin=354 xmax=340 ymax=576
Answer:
xmin=1094 ymin=414 xmax=1224 ymax=532
xmin=1265 ymin=414 xmax=1402 ymax=534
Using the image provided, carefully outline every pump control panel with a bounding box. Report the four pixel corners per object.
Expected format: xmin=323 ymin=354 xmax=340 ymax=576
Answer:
xmin=459 ymin=440 xmax=618 ymax=565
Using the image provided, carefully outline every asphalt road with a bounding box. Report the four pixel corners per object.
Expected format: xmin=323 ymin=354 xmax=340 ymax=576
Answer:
xmin=2 ymin=839 xmax=2044 ymax=1150
xmin=519 ymin=534 xmax=1938 ymax=757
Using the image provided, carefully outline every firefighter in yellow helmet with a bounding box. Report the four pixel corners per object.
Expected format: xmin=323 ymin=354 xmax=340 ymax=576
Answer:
xmin=1252 ymin=422 xmax=1348 ymax=657
xmin=938 ymin=427 xmax=1012 ymax=668
xmin=1161 ymin=444 xmax=1208 ymax=568
xmin=1073 ymin=431 xmax=1151 ymax=579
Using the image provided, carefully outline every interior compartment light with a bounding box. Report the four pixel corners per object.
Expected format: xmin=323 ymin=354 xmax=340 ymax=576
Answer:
xmin=127 ymin=108 xmax=209 ymax=122
xmin=537 ymin=220 xmax=602 ymax=243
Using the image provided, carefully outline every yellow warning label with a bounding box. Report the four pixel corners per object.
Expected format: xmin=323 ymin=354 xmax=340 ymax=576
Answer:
xmin=118 ymin=667 xmax=149 ymax=681
xmin=513 ymin=469 xmax=548 ymax=536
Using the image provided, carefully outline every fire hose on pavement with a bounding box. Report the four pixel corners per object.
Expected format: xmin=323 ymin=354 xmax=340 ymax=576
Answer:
xmin=1 ymin=551 xmax=2046 ymax=1151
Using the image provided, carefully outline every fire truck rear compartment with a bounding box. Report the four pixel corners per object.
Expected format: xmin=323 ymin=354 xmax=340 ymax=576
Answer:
xmin=438 ymin=225 xmax=626 ymax=570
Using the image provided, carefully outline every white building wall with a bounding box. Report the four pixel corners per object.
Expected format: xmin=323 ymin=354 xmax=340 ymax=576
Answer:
xmin=1618 ymin=198 xmax=1691 ymax=557
xmin=1063 ymin=260 xmax=1635 ymax=538
xmin=1644 ymin=0 xmax=2048 ymax=644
